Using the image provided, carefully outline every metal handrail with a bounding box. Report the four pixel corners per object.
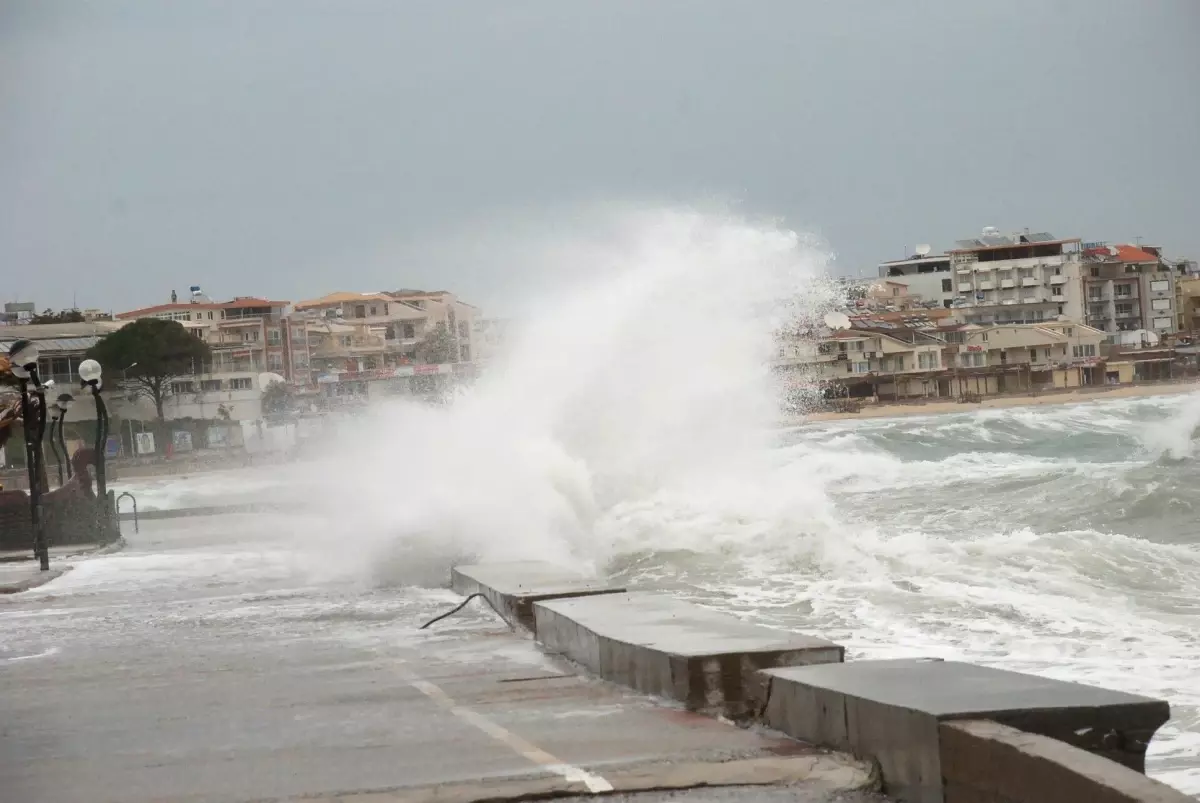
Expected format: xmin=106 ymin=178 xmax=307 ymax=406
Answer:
xmin=116 ymin=491 xmax=138 ymax=533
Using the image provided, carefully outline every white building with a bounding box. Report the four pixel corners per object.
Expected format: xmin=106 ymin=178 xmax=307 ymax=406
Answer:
xmin=877 ymin=251 xmax=957 ymax=308
xmin=948 ymin=229 xmax=1083 ymax=326
xmin=116 ymin=295 xmax=292 ymax=422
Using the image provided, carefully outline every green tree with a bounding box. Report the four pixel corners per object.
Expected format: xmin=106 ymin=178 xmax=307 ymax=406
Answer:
xmin=260 ymin=380 xmax=294 ymax=416
xmin=416 ymin=323 xmax=457 ymax=364
xmin=86 ymin=318 xmax=212 ymax=421
xmin=29 ymin=308 xmax=86 ymax=324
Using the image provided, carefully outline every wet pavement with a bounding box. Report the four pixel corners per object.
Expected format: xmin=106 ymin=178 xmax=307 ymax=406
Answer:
xmin=0 ymin=513 xmax=878 ymax=803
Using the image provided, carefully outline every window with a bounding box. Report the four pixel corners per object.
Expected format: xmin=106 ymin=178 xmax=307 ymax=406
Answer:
xmin=369 ymin=306 xmax=378 ymax=316
xmin=242 ymin=330 xmax=259 ymax=342
xmin=458 ymin=320 xmax=469 ymax=338
xmin=1088 ymin=287 xmax=1103 ymax=300
xmin=1152 ymin=298 xmax=1172 ymax=311
xmin=941 ymin=279 xmax=952 ymax=292
xmin=354 ymin=305 xmax=366 ymax=318
xmin=200 ymin=379 xmax=221 ymax=392
xmin=1150 ymin=280 xmax=1170 ymax=293
xmin=849 ymin=361 xmax=869 ymax=374
xmin=979 ymin=332 xmax=988 ymax=342
xmin=1115 ymin=285 xmax=1132 ymax=297
xmin=1115 ymin=303 xmax=1134 ymax=316
xmin=1090 ymin=267 xmax=1099 ymax=277
xmin=208 ymin=311 xmax=214 ymax=320
xmin=918 ymin=352 xmax=939 ymax=369
xmin=230 ymin=377 xmax=253 ymax=390
xmin=402 ymin=323 xmax=416 ymax=339
xmin=268 ymin=354 xmax=284 ymax=371
xmin=1072 ymin=344 xmax=1097 ymax=358
xmin=170 ymin=381 xmax=195 ymax=394
xmin=267 ymin=329 xmax=281 ymax=345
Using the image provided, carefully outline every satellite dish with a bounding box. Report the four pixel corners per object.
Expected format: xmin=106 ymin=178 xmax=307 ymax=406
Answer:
xmin=915 ymin=244 xmax=932 ymax=257
xmin=823 ymin=311 xmax=852 ymax=330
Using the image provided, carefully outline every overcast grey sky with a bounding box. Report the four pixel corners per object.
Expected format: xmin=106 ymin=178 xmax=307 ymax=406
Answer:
xmin=2 ymin=1 xmax=1197 ymax=314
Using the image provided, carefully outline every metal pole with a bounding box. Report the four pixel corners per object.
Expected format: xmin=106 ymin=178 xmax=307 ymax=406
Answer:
xmin=58 ymin=408 xmax=72 ymax=479
xmin=18 ymin=379 xmax=50 ymax=571
xmin=92 ymin=387 xmax=109 ymax=499
xmin=48 ymin=412 xmax=64 ymax=486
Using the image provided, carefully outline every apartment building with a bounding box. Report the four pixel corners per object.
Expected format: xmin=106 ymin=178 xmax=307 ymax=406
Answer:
xmin=877 ymin=251 xmax=957 ymax=308
xmin=776 ymin=313 xmax=948 ymax=400
xmin=1176 ymin=276 xmax=1200 ymax=335
xmin=1081 ymin=243 xmax=1177 ymax=337
xmin=780 ymin=312 xmax=1109 ymax=401
xmin=289 ymin=289 xmax=478 ymax=395
xmin=942 ymin=321 xmax=1107 ymax=394
xmin=116 ymin=296 xmax=291 ymax=420
xmin=949 ymin=229 xmax=1083 ymax=325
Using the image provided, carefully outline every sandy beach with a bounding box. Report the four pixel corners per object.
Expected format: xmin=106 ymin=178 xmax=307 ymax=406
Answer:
xmin=801 ymin=379 xmax=1200 ymax=423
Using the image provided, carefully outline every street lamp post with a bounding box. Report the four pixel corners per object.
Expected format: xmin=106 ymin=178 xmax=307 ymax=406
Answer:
xmin=55 ymin=393 xmax=74 ymax=481
xmin=78 ymin=359 xmax=108 ymax=500
xmin=48 ymin=397 xmax=64 ymax=487
xmin=8 ymin=339 xmax=50 ymax=571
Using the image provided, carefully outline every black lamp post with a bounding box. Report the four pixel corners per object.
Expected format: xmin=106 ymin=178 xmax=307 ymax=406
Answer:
xmin=8 ymin=339 xmax=50 ymax=571
xmin=47 ymin=390 xmax=64 ymax=487
xmin=48 ymin=392 xmax=75 ymax=485
xmin=78 ymin=359 xmax=108 ymax=499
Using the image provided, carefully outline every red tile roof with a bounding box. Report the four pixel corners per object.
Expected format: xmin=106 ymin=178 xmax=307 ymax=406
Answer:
xmin=1083 ymin=244 xmax=1160 ymax=263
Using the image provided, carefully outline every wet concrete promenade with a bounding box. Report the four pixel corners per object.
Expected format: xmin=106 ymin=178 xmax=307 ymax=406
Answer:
xmin=0 ymin=514 xmax=880 ymax=803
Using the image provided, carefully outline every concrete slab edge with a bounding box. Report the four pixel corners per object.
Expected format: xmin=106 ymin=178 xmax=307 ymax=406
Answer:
xmin=941 ymin=720 xmax=1193 ymax=803
xmin=281 ymin=753 xmax=881 ymax=802
xmin=0 ymin=565 xmax=70 ymax=594
xmin=448 ymin=561 xmax=1187 ymax=803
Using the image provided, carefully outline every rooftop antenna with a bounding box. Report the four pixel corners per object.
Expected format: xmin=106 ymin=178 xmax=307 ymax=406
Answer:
xmin=915 ymin=244 xmax=932 ymax=257
xmin=823 ymin=311 xmax=852 ymax=330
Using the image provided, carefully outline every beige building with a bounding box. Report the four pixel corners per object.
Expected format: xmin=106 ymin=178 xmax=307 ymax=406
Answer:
xmin=780 ymin=314 xmax=1109 ymax=400
xmin=288 ymin=289 xmax=479 ymax=394
xmin=942 ymin=321 xmax=1107 ymax=395
xmin=1081 ymin=243 xmax=1177 ymax=337
xmin=116 ymin=296 xmax=292 ymax=421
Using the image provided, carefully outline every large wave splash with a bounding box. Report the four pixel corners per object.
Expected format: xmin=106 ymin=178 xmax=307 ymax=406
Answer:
xmin=304 ymin=207 xmax=840 ymax=585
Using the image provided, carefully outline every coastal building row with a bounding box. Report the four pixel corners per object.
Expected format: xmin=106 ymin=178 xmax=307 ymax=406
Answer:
xmin=0 ymin=287 xmax=508 ymax=425
xmin=877 ymin=228 xmax=1198 ymax=343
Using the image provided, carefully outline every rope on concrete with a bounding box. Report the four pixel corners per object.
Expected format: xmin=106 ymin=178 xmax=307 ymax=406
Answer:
xmin=418 ymin=592 xmax=513 ymax=630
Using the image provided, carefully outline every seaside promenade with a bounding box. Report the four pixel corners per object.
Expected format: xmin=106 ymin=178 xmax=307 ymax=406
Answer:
xmin=0 ymin=512 xmax=880 ymax=803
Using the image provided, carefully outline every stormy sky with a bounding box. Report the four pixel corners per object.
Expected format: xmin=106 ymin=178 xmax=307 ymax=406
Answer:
xmin=2 ymin=1 xmax=1197 ymax=315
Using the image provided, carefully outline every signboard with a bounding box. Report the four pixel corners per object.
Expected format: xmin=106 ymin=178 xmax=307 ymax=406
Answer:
xmin=105 ymin=435 xmax=121 ymax=459
xmin=966 ymin=345 xmax=984 ymax=352
xmin=172 ymin=430 xmax=194 ymax=453
xmin=134 ymin=432 xmax=156 ymax=455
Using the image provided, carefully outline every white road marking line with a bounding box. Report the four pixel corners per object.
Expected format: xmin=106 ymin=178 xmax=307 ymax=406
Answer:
xmin=408 ymin=677 xmax=613 ymax=794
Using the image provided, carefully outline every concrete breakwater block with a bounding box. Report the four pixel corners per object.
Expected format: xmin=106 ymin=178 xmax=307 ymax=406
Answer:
xmin=450 ymin=561 xmax=625 ymax=631
xmin=760 ymin=659 xmax=1171 ymax=803
xmin=534 ymin=591 xmax=844 ymax=718
xmin=940 ymin=720 xmax=1193 ymax=803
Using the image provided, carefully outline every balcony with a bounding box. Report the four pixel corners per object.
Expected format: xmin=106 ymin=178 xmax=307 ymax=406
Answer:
xmin=1050 ymin=293 xmax=1067 ymax=302
xmin=1021 ymin=277 xmax=1040 ymax=287
xmin=958 ymin=282 xmax=973 ymax=292
xmin=1049 ymin=275 xmax=1067 ymax=285
xmin=1001 ymin=299 xmax=1017 ymax=305
xmin=1000 ymin=279 xmax=1015 ymax=289
xmin=979 ymin=281 xmax=995 ymax=291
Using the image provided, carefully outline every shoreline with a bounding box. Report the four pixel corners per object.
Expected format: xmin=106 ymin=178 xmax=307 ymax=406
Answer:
xmin=800 ymin=379 xmax=1200 ymax=422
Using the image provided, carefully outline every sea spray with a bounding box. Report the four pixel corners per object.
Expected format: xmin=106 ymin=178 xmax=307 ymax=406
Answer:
xmin=302 ymin=207 xmax=840 ymax=584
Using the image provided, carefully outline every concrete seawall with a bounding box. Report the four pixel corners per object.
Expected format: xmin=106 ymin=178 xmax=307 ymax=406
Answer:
xmin=450 ymin=561 xmax=1191 ymax=803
